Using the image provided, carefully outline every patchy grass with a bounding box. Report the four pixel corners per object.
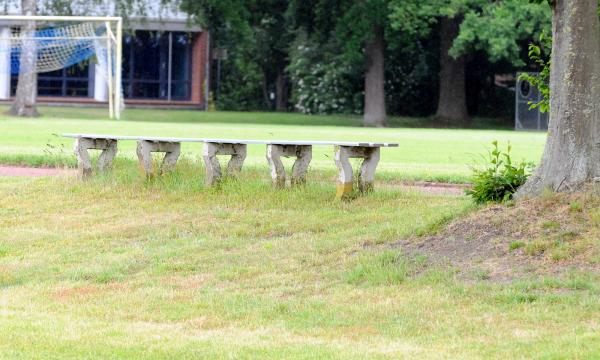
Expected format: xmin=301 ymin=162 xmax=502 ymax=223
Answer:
xmin=1 ymin=163 xmax=600 ymax=358
xmin=0 ymin=106 xmax=545 ymax=183
xmin=395 ymin=185 xmax=600 ymax=281
xmin=346 ymin=250 xmax=427 ymax=286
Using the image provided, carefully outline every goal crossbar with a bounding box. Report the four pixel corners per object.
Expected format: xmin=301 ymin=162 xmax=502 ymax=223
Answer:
xmin=0 ymin=16 xmax=122 ymax=22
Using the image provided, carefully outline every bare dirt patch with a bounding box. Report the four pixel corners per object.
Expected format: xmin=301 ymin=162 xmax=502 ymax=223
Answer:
xmin=393 ymin=187 xmax=600 ymax=281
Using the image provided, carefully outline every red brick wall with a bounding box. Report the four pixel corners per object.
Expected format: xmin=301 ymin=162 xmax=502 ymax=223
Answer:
xmin=191 ymin=31 xmax=209 ymax=107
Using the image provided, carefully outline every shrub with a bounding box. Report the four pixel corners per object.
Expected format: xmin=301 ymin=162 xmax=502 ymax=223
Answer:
xmin=288 ymin=32 xmax=362 ymax=115
xmin=466 ymin=141 xmax=533 ymax=203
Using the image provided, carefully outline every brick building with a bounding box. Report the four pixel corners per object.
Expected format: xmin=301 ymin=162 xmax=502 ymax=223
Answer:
xmin=0 ymin=0 xmax=209 ymax=109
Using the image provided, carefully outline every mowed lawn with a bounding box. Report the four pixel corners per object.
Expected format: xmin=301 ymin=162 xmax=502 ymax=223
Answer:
xmin=0 ymin=106 xmax=546 ymax=182
xmin=3 ymin=108 xmax=596 ymax=358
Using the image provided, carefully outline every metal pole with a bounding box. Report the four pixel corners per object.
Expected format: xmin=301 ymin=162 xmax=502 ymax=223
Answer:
xmin=115 ymin=18 xmax=123 ymax=119
xmin=167 ymin=32 xmax=172 ymax=101
xmin=105 ymin=21 xmax=114 ymax=119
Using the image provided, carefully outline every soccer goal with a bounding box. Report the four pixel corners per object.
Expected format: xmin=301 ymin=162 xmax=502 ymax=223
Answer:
xmin=0 ymin=15 xmax=123 ymax=119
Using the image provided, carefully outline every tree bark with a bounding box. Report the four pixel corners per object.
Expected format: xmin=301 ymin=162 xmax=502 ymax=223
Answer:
xmin=517 ymin=0 xmax=600 ymax=196
xmin=262 ymin=73 xmax=271 ymax=109
xmin=8 ymin=0 xmax=39 ymax=117
xmin=435 ymin=16 xmax=468 ymax=126
xmin=275 ymin=67 xmax=288 ymax=111
xmin=363 ymin=25 xmax=387 ymax=127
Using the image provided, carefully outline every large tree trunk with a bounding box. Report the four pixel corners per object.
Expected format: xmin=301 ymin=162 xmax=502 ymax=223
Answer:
xmin=8 ymin=0 xmax=39 ymax=117
xmin=363 ymin=25 xmax=387 ymax=127
xmin=435 ymin=16 xmax=468 ymax=126
xmin=275 ymin=67 xmax=288 ymax=111
xmin=517 ymin=0 xmax=600 ymax=196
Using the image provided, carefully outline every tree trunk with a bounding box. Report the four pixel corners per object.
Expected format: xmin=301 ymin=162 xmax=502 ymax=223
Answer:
xmin=517 ymin=0 xmax=600 ymax=196
xmin=8 ymin=0 xmax=39 ymax=117
xmin=262 ymin=73 xmax=271 ymax=109
xmin=275 ymin=68 xmax=288 ymax=111
xmin=435 ymin=16 xmax=468 ymax=126
xmin=363 ymin=25 xmax=387 ymax=127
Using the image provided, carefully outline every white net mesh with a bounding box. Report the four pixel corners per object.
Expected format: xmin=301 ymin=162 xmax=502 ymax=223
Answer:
xmin=0 ymin=21 xmax=114 ymax=76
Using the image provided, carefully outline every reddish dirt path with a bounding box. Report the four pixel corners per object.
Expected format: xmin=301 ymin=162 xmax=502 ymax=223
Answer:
xmin=400 ymin=184 xmax=467 ymax=196
xmin=0 ymin=166 xmax=74 ymax=177
xmin=0 ymin=165 xmax=469 ymax=195
xmin=384 ymin=182 xmax=469 ymax=196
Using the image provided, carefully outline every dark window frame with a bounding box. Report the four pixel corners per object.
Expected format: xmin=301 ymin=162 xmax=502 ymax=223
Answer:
xmin=11 ymin=63 xmax=92 ymax=98
xmin=122 ymin=31 xmax=193 ymax=101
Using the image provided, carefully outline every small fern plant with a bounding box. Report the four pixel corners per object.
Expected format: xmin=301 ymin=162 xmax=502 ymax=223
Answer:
xmin=466 ymin=141 xmax=533 ymax=204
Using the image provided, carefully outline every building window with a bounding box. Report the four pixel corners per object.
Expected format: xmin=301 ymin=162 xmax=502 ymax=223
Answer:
xmin=122 ymin=31 xmax=192 ymax=101
xmin=11 ymin=62 xmax=90 ymax=97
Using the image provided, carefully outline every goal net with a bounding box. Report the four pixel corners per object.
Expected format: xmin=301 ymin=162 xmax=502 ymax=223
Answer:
xmin=0 ymin=16 xmax=123 ymax=119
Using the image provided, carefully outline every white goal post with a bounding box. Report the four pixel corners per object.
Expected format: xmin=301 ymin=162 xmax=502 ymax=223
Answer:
xmin=0 ymin=15 xmax=123 ymax=119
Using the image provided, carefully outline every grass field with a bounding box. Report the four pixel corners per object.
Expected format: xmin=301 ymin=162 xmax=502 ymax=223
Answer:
xmin=0 ymin=106 xmax=546 ymax=183
xmin=1 ymin=164 xmax=599 ymax=359
xmin=4 ymin=108 xmax=596 ymax=359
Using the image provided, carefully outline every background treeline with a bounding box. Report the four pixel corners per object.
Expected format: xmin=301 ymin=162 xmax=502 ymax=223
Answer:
xmin=180 ymin=0 xmax=551 ymax=126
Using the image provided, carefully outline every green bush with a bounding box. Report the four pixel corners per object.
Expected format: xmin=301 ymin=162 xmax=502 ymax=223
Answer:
xmin=466 ymin=141 xmax=533 ymax=203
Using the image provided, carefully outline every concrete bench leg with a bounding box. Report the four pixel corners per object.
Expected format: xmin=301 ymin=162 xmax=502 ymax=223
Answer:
xmin=202 ymin=142 xmax=247 ymax=186
xmin=334 ymin=145 xmax=380 ymax=199
xmin=291 ymin=145 xmax=312 ymax=185
xmin=136 ymin=140 xmax=181 ymax=176
xmin=266 ymin=144 xmax=312 ymax=188
xmin=358 ymin=147 xmax=380 ymax=193
xmin=74 ymin=137 xmax=118 ymax=178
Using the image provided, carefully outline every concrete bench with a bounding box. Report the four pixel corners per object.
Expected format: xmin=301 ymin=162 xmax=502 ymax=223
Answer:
xmin=63 ymin=134 xmax=398 ymax=198
xmin=200 ymin=139 xmax=312 ymax=187
xmin=63 ymin=134 xmax=203 ymax=177
xmin=199 ymin=139 xmax=398 ymax=198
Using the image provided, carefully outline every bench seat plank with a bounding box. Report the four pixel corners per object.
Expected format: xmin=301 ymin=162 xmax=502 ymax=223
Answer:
xmin=63 ymin=134 xmax=398 ymax=147
xmin=201 ymin=138 xmax=398 ymax=147
xmin=62 ymin=134 xmax=205 ymax=143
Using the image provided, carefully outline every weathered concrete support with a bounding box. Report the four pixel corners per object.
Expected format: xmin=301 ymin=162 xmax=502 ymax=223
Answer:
xmin=136 ymin=140 xmax=181 ymax=176
xmin=73 ymin=137 xmax=118 ymax=178
xmin=334 ymin=145 xmax=380 ymax=198
xmin=266 ymin=144 xmax=312 ymax=187
xmin=202 ymin=142 xmax=247 ymax=186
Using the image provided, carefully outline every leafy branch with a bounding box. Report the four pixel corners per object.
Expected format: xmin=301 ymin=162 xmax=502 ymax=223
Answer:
xmin=518 ymin=31 xmax=551 ymax=113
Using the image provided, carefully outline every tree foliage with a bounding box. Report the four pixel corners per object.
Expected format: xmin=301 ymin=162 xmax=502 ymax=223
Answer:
xmin=5 ymin=0 xmax=554 ymax=120
xmin=451 ymin=0 xmax=551 ymax=65
xmin=519 ymin=31 xmax=551 ymax=113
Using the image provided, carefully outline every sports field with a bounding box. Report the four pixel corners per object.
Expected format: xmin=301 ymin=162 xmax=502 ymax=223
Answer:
xmin=3 ymin=109 xmax=598 ymax=359
xmin=0 ymin=106 xmax=545 ymax=183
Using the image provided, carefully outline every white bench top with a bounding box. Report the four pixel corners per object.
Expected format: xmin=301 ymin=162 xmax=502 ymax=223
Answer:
xmin=201 ymin=139 xmax=398 ymax=147
xmin=62 ymin=134 xmax=398 ymax=147
xmin=62 ymin=134 xmax=205 ymax=143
